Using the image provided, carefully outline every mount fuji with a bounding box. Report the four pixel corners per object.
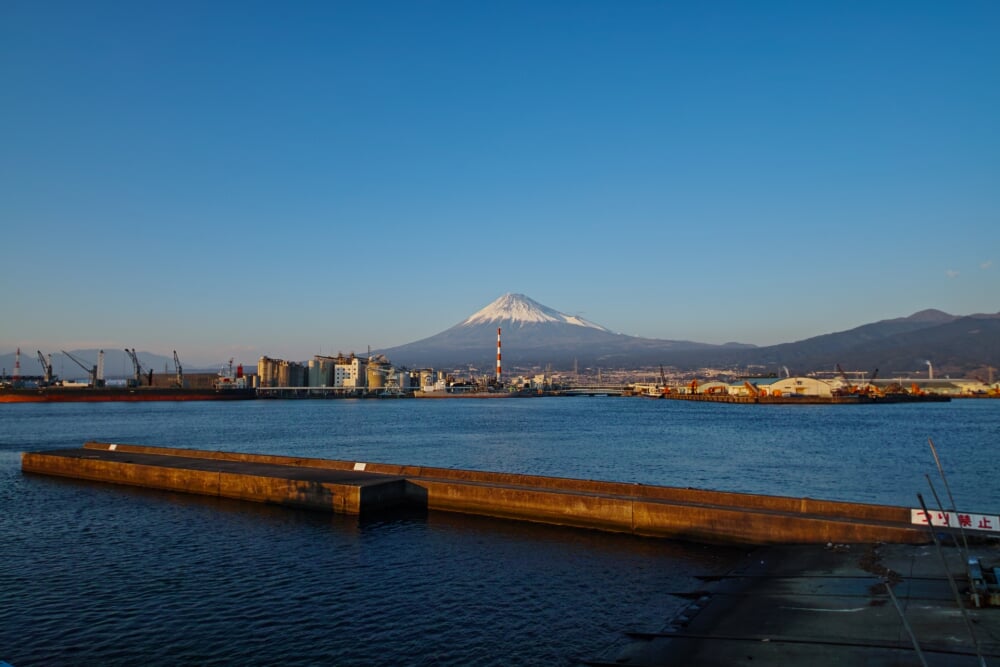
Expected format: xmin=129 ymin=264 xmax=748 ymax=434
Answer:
xmin=375 ymin=293 xmax=736 ymax=370
xmin=373 ymin=293 xmax=1000 ymax=373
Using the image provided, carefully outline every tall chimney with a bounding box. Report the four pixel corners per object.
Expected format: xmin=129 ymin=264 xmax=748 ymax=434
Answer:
xmin=496 ymin=327 xmax=502 ymax=384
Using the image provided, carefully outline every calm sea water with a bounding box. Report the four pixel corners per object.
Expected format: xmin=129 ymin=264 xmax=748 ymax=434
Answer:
xmin=1 ymin=397 xmax=997 ymax=666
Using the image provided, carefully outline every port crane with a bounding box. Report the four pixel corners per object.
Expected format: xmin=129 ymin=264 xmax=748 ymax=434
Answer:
xmin=61 ymin=350 xmax=104 ymax=387
xmin=835 ymin=364 xmax=855 ymax=393
xmin=368 ymin=363 xmax=405 ymax=396
xmin=36 ymin=351 xmax=55 ymax=386
xmin=863 ymin=368 xmax=879 ymax=395
xmin=658 ymin=365 xmax=670 ymax=396
xmin=125 ymin=348 xmax=153 ymax=386
xmin=173 ymin=351 xmax=184 ymax=388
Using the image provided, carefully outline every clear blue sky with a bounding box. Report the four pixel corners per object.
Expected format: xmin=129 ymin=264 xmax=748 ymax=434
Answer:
xmin=2 ymin=1 xmax=997 ymax=366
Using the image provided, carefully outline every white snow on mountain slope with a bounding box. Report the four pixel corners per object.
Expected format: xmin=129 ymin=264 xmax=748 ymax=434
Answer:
xmin=461 ymin=293 xmax=612 ymax=331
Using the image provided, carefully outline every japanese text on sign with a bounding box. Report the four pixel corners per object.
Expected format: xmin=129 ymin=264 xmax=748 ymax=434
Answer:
xmin=910 ymin=509 xmax=999 ymax=532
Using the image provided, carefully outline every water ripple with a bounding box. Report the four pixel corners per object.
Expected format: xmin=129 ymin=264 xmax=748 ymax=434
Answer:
xmin=4 ymin=398 xmax=994 ymax=664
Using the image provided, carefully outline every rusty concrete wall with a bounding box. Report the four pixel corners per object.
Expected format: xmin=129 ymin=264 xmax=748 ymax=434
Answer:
xmin=62 ymin=443 xmax=927 ymax=545
xmin=631 ymin=499 xmax=923 ymax=545
xmin=23 ymin=452 xmax=222 ymax=496
xmin=82 ymin=441 xmax=910 ymax=524
xmin=25 ymin=451 xmax=365 ymax=514
xmin=408 ymin=477 xmax=926 ymax=545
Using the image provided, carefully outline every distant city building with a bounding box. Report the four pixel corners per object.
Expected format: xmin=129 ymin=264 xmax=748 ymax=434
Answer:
xmin=257 ymin=356 xmax=280 ymax=388
xmin=257 ymin=356 xmax=306 ymax=387
xmin=334 ymin=355 xmax=367 ymax=388
xmin=308 ymin=356 xmax=341 ymax=387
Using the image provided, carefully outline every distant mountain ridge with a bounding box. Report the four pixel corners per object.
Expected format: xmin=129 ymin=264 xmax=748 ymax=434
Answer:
xmin=5 ymin=296 xmax=998 ymax=378
xmin=664 ymin=312 xmax=1000 ymax=374
xmin=376 ymin=293 xmax=740 ymax=370
xmin=375 ymin=294 xmax=999 ymax=375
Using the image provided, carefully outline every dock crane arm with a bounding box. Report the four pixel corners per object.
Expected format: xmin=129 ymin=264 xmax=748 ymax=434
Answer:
xmin=125 ymin=348 xmax=142 ymax=385
xmin=835 ymin=363 xmax=855 ymax=393
xmin=864 ymin=368 xmax=879 ymax=395
xmin=173 ymin=351 xmax=183 ymax=388
xmin=124 ymin=348 xmax=152 ymax=386
xmin=60 ymin=350 xmax=97 ymax=387
xmin=36 ymin=350 xmax=54 ymax=385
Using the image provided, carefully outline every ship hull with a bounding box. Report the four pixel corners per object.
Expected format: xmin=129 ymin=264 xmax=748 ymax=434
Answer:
xmin=0 ymin=387 xmax=257 ymax=403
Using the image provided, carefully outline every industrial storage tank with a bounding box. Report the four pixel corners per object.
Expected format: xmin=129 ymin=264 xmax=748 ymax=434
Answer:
xmin=367 ymin=365 xmax=386 ymax=389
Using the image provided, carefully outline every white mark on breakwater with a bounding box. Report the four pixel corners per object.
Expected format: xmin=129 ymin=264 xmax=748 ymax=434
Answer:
xmin=780 ymin=606 xmax=867 ymax=613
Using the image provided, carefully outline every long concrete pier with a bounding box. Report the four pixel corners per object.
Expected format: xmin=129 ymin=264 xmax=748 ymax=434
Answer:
xmin=22 ymin=441 xmax=929 ymax=546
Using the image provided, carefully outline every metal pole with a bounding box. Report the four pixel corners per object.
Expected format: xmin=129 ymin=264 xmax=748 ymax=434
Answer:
xmin=883 ymin=581 xmax=928 ymax=667
xmin=917 ymin=494 xmax=986 ymax=667
xmin=927 ymin=438 xmax=971 ymax=560
xmin=925 ymin=473 xmax=969 ymax=565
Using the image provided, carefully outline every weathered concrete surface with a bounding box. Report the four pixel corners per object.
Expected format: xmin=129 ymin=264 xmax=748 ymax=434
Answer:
xmin=21 ymin=442 xmax=930 ymax=545
xmin=21 ymin=446 xmax=410 ymax=514
xmin=582 ymin=541 xmax=1000 ymax=666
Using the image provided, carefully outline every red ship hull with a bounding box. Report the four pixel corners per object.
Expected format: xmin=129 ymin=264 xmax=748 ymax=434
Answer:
xmin=0 ymin=387 xmax=257 ymax=403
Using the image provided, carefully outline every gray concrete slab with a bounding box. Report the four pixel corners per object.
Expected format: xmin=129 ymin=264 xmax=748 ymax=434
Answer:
xmin=582 ymin=542 xmax=1000 ymax=666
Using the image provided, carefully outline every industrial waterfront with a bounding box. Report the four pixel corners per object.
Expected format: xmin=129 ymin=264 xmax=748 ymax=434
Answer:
xmin=2 ymin=397 xmax=998 ymax=665
xmin=6 ymin=327 xmax=999 ymax=402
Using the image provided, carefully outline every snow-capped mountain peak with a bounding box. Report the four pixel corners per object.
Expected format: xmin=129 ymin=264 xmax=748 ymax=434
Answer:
xmin=461 ymin=293 xmax=611 ymax=331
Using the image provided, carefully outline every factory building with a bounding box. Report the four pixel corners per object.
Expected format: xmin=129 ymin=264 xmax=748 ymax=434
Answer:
xmin=334 ymin=355 xmax=367 ymax=388
xmin=308 ymin=356 xmax=341 ymax=387
xmin=257 ymin=356 xmax=306 ymax=387
xmin=257 ymin=356 xmax=280 ymax=388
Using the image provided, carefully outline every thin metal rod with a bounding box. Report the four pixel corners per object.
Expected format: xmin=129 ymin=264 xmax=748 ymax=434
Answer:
xmin=917 ymin=493 xmax=986 ymax=667
xmin=928 ymin=437 xmax=971 ymax=558
xmin=925 ymin=474 xmax=969 ymax=565
xmin=925 ymin=473 xmax=946 ymax=517
xmin=884 ymin=581 xmax=928 ymax=667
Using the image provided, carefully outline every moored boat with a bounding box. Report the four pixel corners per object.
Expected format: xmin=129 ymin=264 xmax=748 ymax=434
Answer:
xmin=0 ymin=386 xmax=256 ymax=403
xmin=0 ymin=360 xmax=256 ymax=403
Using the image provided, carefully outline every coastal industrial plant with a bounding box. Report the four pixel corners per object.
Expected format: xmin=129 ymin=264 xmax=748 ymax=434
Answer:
xmin=3 ymin=294 xmax=999 ymax=401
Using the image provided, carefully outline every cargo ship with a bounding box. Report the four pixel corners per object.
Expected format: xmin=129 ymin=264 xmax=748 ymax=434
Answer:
xmin=0 ymin=386 xmax=256 ymax=403
xmin=0 ymin=360 xmax=256 ymax=403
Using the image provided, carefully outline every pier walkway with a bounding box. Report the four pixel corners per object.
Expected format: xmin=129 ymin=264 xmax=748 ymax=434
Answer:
xmin=21 ymin=441 xmax=931 ymax=546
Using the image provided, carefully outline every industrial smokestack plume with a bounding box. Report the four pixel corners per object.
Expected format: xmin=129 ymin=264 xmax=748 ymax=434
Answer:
xmin=925 ymin=360 xmax=933 ymax=380
xmin=496 ymin=327 xmax=502 ymax=384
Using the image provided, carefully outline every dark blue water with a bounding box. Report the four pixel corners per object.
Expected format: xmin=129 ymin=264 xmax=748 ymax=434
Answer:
xmin=1 ymin=397 xmax=997 ymax=665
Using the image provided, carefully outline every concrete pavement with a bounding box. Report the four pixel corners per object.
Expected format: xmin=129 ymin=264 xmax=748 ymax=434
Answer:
xmin=582 ymin=541 xmax=1000 ymax=666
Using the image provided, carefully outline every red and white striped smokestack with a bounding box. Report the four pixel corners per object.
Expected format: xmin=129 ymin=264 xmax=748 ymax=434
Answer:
xmin=496 ymin=327 xmax=502 ymax=384
xmin=13 ymin=347 xmax=21 ymax=384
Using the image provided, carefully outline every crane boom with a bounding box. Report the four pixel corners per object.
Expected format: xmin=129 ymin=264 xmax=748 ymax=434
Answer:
xmin=60 ymin=350 xmax=98 ymax=387
xmin=173 ymin=351 xmax=183 ymax=388
xmin=125 ymin=348 xmax=144 ymax=386
xmin=36 ymin=350 xmax=54 ymax=385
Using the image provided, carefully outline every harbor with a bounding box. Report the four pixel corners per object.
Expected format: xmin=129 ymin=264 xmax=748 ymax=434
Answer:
xmin=4 ymin=397 xmax=998 ymax=665
xmin=19 ymin=440 xmax=1000 ymax=665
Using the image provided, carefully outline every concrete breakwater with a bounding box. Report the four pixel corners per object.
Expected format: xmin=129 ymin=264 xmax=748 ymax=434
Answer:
xmin=22 ymin=442 xmax=928 ymax=546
